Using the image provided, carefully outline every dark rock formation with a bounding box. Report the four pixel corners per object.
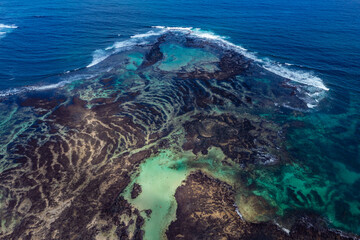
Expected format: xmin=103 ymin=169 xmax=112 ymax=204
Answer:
xmin=131 ymin=183 xmax=142 ymax=199
xmin=0 ymin=33 xmax=356 ymax=240
xmin=182 ymin=114 xmax=283 ymax=165
xmin=167 ymin=171 xmax=358 ymax=240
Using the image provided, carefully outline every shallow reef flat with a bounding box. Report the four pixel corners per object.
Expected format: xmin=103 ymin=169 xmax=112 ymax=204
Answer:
xmin=0 ymin=31 xmax=359 ymax=239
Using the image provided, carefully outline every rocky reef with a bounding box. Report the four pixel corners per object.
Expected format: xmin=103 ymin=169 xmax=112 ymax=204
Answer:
xmin=0 ymin=33 xmax=358 ymax=240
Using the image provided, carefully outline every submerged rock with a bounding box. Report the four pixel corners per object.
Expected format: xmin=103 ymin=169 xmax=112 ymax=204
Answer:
xmin=182 ymin=113 xmax=284 ymax=166
xmin=0 ymin=30 xmax=356 ymax=239
xmin=131 ymin=183 xmax=142 ymax=199
xmin=237 ymin=194 xmax=277 ymax=223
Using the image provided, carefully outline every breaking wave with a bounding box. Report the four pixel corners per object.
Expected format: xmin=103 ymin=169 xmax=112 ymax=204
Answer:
xmin=88 ymin=26 xmax=329 ymax=92
xmin=87 ymin=38 xmax=148 ymax=68
xmin=0 ymin=74 xmax=96 ymax=98
xmin=0 ymin=23 xmax=18 ymax=39
xmin=153 ymin=26 xmax=329 ymax=91
xmin=1 ymin=26 xmax=329 ymax=107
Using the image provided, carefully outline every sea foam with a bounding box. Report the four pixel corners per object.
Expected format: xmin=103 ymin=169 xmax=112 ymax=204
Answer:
xmin=0 ymin=74 xmax=96 ymax=98
xmin=0 ymin=24 xmax=18 ymax=29
xmin=0 ymin=81 xmax=70 ymax=97
xmin=150 ymin=26 xmax=329 ymax=108
xmin=0 ymin=24 xmax=18 ymax=39
xmin=87 ymin=38 xmax=148 ymax=68
xmin=2 ymin=26 xmax=329 ymax=106
xmin=152 ymin=26 xmax=329 ymax=92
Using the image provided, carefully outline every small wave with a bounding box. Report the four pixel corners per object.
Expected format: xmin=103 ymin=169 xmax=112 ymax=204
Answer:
xmin=130 ymin=30 xmax=166 ymax=39
xmin=0 ymin=74 xmax=96 ymax=98
xmin=0 ymin=81 xmax=70 ymax=97
xmin=0 ymin=24 xmax=18 ymax=39
xmin=0 ymin=24 xmax=18 ymax=29
xmin=153 ymin=26 xmax=193 ymax=31
xmin=88 ymin=38 xmax=149 ymax=68
xmin=87 ymin=49 xmax=109 ymax=68
xmin=263 ymin=62 xmax=329 ymax=91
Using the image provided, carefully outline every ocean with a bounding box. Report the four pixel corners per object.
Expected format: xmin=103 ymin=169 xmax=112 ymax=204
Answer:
xmin=0 ymin=0 xmax=359 ymax=238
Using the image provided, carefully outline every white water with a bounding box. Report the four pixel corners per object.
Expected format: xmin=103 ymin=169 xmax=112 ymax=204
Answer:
xmin=153 ymin=26 xmax=329 ymax=91
xmin=0 ymin=24 xmax=17 ymax=29
xmin=90 ymin=26 xmax=328 ymax=93
xmin=1 ymin=26 xmax=329 ymax=106
xmin=0 ymin=74 xmax=96 ymax=97
xmin=0 ymin=23 xmax=17 ymax=39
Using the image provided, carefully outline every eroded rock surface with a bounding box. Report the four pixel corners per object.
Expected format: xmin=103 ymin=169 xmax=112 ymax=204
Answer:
xmin=0 ymin=33 xmax=357 ymax=240
xmin=167 ymin=171 xmax=358 ymax=240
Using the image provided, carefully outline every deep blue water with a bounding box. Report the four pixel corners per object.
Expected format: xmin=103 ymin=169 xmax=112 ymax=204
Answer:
xmin=1 ymin=0 xmax=359 ymax=92
xmin=0 ymin=0 xmax=360 ymax=234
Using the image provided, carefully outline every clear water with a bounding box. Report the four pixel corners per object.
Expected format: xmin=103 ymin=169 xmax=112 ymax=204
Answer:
xmin=0 ymin=0 xmax=359 ymax=237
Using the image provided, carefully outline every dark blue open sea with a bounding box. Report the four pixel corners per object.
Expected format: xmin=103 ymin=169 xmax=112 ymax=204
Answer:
xmin=0 ymin=0 xmax=359 ymax=237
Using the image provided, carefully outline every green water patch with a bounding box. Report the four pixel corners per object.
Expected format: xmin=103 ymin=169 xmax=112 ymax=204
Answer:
xmin=122 ymin=150 xmax=193 ymax=240
xmin=158 ymin=43 xmax=218 ymax=72
xmin=244 ymin=91 xmax=360 ymax=233
xmin=248 ymin=96 xmax=360 ymax=234
xmin=65 ymin=52 xmax=145 ymax=105
xmin=122 ymin=147 xmax=246 ymax=240
xmin=251 ymin=162 xmax=360 ymax=233
xmin=126 ymin=52 xmax=144 ymax=71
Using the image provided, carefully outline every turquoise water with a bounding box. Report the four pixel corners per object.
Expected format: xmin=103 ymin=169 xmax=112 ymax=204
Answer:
xmin=0 ymin=0 xmax=359 ymax=237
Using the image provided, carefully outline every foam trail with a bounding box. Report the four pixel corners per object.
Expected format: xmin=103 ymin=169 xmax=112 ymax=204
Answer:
xmin=0 ymin=74 xmax=96 ymax=97
xmin=0 ymin=81 xmax=70 ymax=97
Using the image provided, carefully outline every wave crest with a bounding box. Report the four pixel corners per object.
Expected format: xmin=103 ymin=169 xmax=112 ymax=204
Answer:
xmin=2 ymin=26 xmax=329 ymax=108
xmin=151 ymin=26 xmax=329 ymax=92
xmin=0 ymin=23 xmax=18 ymax=39
xmin=0 ymin=24 xmax=18 ymax=29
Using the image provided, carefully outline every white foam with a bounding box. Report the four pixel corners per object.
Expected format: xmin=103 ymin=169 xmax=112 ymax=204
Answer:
xmin=0 ymin=74 xmax=96 ymax=97
xmin=274 ymin=221 xmax=290 ymax=234
xmin=307 ymin=103 xmax=317 ymax=109
xmin=153 ymin=26 xmax=193 ymax=31
xmin=88 ymin=37 xmax=149 ymax=68
xmin=105 ymin=39 xmax=140 ymax=51
xmin=131 ymin=30 xmax=166 ymax=39
xmin=233 ymin=203 xmax=244 ymax=220
xmin=150 ymin=26 xmax=329 ymax=94
xmin=88 ymin=40 xmax=135 ymax=67
xmin=0 ymin=80 xmax=70 ymax=97
xmin=263 ymin=62 xmax=329 ymax=91
xmin=0 ymin=24 xmax=17 ymax=39
xmin=87 ymin=49 xmax=109 ymax=68
xmin=0 ymin=24 xmax=18 ymax=29
xmin=3 ymin=26 xmax=329 ymax=105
